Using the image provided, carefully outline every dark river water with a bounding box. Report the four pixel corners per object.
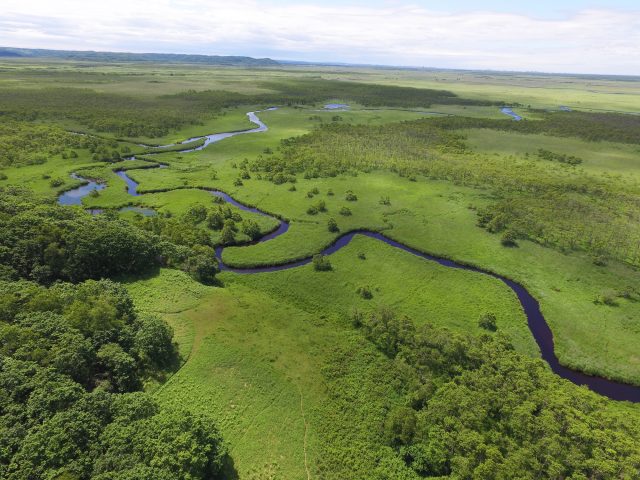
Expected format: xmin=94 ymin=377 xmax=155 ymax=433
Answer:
xmin=58 ymin=109 xmax=640 ymax=402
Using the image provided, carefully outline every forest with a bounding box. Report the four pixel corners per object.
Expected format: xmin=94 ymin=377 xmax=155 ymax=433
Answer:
xmin=0 ymin=278 xmax=227 ymax=479
xmin=356 ymin=307 xmax=640 ymax=478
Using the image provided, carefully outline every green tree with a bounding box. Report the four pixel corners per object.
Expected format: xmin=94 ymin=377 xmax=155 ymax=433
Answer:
xmin=220 ymin=222 xmax=236 ymax=245
xmin=206 ymin=209 xmax=224 ymax=230
xmin=478 ymin=312 xmax=498 ymax=331
xmin=185 ymin=246 xmax=218 ymax=284
xmin=241 ymin=219 xmax=261 ymax=240
xmin=133 ymin=315 xmax=176 ymax=369
xmin=97 ymin=343 xmax=139 ymax=392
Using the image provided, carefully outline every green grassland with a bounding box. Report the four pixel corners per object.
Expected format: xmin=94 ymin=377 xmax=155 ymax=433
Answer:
xmin=319 ymin=67 xmax=640 ymax=113
xmin=126 ymin=235 xmax=533 ymax=479
xmin=464 ymin=128 xmax=640 ymax=178
xmin=4 ymin=58 xmax=640 ymax=113
xmin=2 ymin=59 xmax=640 ymax=479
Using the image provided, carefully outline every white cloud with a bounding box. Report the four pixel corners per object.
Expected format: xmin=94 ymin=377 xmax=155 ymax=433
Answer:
xmin=1 ymin=0 xmax=639 ymax=74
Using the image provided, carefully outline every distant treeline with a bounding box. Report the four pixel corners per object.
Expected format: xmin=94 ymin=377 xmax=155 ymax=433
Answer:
xmin=427 ymin=111 xmax=640 ymax=144
xmin=0 ymin=79 xmax=495 ymax=138
xmin=0 ymin=88 xmax=222 ymax=138
xmin=259 ymin=78 xmax=502 ymax=108
xmin=0 ymin=120 xmax=121 ymax=167
xmin=0 ymin=46 xmax=278 ymax=66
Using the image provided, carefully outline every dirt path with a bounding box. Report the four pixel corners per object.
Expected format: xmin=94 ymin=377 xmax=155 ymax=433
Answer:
xmin=298 ymin=386 xmax=311 ymax=480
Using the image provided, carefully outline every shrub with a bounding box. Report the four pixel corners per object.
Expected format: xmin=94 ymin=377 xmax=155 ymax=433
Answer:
xmin=184 ymin=204 xmax=208 ymax=224
xmin=312 ymin=254 xmax=332 ymax=271
xmin=308 ymin=200 xmax=326 ymax=215
xmin=350 ymin=308 xmax=364 ymax=328
xmin=500 ymin=230 xmax=518 ymax=247
xmin=356 ymin=285 xmax=373 ymax=299
xmin=478 ymin=312 xmax=498 ymax=331
xmin=206 ymin=210 xmax=224 ymax=230
xmin=328 ymin=218 xmax=339 ymax=232
xmin=49 ymin=178 xmax=65 ymax=188
xmin=358 ymin=252 xmax=366 ymax=260
xmin=592 ymin=255 xmax=608 ymax=267
xmin=339 ymin=206 xmax=352 ymax=216
xmin=241 ymin=219 xmax=261 ymax=240
xmin=220 ymin=222 xmax=236 ymax=245
xmin=384 ymin=406 xmax=416 ymax=446
xmin=345 ymin=190 xmax=358 ymax=201
xmin=594 ymin=290 xmax=618 ymax=306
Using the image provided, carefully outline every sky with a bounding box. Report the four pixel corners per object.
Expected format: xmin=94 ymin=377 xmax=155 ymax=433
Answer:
xmin=2 ymin=0 xmax=640 ymax=75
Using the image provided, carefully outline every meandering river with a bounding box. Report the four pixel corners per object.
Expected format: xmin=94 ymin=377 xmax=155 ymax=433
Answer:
xmin=58 ymin=109 xmax=640 ymax=402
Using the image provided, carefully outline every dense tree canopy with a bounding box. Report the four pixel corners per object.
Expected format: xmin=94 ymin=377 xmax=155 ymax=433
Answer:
xmin=0 ymin=187 xmax=160 ymax=283
xmin=0 ymin=187 xmax=222 ymax=284
xmin=0 ymin=279 xmax=227 ymax=479
xmin=356 ymin=308 xmax=640 ymax=479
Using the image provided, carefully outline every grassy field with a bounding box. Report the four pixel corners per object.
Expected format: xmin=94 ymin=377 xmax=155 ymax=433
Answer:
xmin=318 ymin=67 xmax=640 ymax=113
xmin=2 ymin=59 xmax=640 ymax=478
xmin=464 ymin=128 xmax=640 ymax=179
xmin=125 ymin=229 xmax=534 ymax=479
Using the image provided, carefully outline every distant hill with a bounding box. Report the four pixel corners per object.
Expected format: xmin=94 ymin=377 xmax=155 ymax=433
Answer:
xmin=0 ymin=47 xmax=279 ymax=66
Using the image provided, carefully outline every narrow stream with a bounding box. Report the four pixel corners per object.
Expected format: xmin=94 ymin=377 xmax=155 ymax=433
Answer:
xmin=58 ymin=108 xmax=640 ymax=402
xmin=501 ymin=107 xmax=523 ymax=121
